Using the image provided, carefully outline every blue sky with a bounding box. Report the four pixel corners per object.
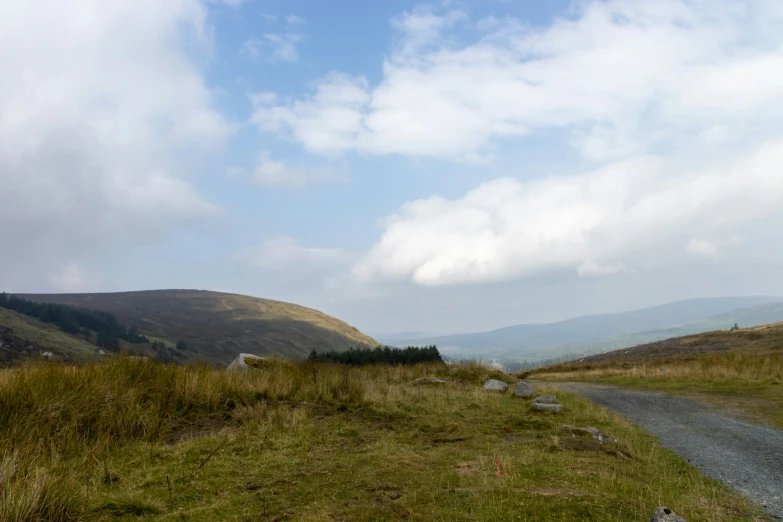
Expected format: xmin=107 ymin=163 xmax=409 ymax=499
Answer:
xmin=3 ymin=0 xmax=783 ymax=335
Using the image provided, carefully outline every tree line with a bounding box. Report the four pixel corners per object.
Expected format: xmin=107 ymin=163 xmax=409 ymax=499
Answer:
xmin=308 ymin=345 xmax=442 ymax=366
xmin=0 ymin=292 xmax=148 ymax=350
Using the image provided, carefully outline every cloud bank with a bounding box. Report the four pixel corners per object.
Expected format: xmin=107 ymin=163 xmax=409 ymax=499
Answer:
xmin=0 ymin=0 xmax=230 ymax=289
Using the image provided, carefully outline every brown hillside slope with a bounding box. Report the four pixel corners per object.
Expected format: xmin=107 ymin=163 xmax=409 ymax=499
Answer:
xmin=530 ymin=322 xmax=783 ymax=427
xmin=21 ymin=290 xmax=377 ymax=365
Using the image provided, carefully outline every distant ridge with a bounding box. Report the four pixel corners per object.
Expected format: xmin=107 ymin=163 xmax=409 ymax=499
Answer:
xmin=20 ymin=289 xmax=378 ymax=365
xmin=379 ymin=296 xmax=783 ymax=365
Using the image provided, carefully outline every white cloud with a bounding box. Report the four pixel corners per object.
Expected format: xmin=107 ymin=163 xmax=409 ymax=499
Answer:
xmin=577 ymin=260 xmax=630 ymax=278
xmin=353 ymin=141 xmax=783 ymax=286
xmin=686 ymin=239 xmax=719 ymax=259
xmin=253 ymin=151 xmax=344 ymax=188
xmin=49 ymin=262 xmax=98 ymax=292
xmin=286 ymin=15 xmax=306 ymax=25
xmin=237 ymin=237 xmax=351 ymax=271
xmin=0 ymin=0 xmax=230 ymax=290
xmin=390 ymin=5 xmax=466 ymax=56
xmin=242 ymin=33 xmax=302 ymax=63
xmin=253 ymin=0 xmax=783 ymax=160
xmin=252 ymin=74 xmax=370 ymax=154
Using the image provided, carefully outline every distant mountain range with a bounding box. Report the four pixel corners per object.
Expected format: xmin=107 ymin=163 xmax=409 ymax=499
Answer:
xmin=377 ymin=296 xmax=783 ymax=368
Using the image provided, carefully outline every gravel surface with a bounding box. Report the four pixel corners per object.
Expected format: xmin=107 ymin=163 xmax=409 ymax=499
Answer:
xmin=536 ymin=381 xmax=783 ymax=519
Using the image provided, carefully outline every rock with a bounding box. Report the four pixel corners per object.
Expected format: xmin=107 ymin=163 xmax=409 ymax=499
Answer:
xmin=560 ymin=425 xmax=617 ymax=444
xmin=483 ymin=379 xmax=509 ymax=392
xmin=531 ymin=403 xmax=563 ymax=413
xmin=650 ymin=506 xmax=687 ymax=522
xmin=513 ymin=381 xmax=536 ymax=398
xmin=532 ymin=395 xmax=559 ymax=405
xmin=411 ymin=377 xmax=446 ymax=385
xmin=227 ymin=353 xmax=264 ymax=371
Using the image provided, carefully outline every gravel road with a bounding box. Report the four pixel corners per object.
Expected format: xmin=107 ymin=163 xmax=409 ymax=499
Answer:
xmin=537 ymin=381 xmax=783 ymax=519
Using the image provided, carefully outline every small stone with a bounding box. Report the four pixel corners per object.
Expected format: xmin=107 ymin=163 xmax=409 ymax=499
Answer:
xmin=513 ymin=381 xmax=536 ymax=398
xmin=483 ymin=379 xmax=509 ymax=392
xmin=411 ymin=377 xmax=446 ymax=385
xmin=650 ymin=506 xmax=687 ymax=522
xmin=532 ymin=395 xmax=559 ymax=405
xmin=560 ymin=425 xmax=617 ymax=444
xmin=531 ymin=403 xmax=562 ymax=413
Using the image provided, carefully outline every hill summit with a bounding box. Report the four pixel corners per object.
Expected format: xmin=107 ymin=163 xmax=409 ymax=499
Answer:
xmin=20 ymin=290 xmax=377 ymax=365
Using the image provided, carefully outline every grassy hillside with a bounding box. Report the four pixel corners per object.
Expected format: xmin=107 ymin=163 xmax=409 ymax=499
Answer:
xmin=531 ymin=323 xmax=783 ymax=428
xmin=0 ymin=358 xmax=762 ymax=521
xmin=20 ymin=290 xmax=378 ymax=365
xmin=0 ymin=307 xmax=98 ymax=365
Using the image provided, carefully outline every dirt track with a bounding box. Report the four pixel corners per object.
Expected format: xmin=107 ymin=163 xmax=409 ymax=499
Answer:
xmin=536 ymin=381 xmax=783 ymax=519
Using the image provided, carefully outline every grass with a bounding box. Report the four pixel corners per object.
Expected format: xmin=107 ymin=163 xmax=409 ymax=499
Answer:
xmin=0 ymin=307 xmax=97 ymax=365
xmin=18 ymin=290 xmax=378 ymax=365
xmin=0 ymin=358 xmax=766 ymax=521
xmin=531 ymin=324 xmax=783 ymax=428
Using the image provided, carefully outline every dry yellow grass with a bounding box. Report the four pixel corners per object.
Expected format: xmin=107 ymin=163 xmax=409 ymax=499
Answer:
xmin=0 ymin=358 xmax=766 ymax=521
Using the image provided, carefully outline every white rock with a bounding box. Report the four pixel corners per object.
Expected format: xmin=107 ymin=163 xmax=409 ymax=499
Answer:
xmin=227 ymin=353 xmax=264 ymax=371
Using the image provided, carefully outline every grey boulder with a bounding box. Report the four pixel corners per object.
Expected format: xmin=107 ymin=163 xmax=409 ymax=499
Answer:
xmin=531 ymin=403 xmax=563 ymax=413
xmin=650 ymin=507 xmax=687 ymax=522
xmin=513 ymin=381 xmax=536 ymax=398
xmin=532 ymin=395 xmax=559 ymax=404
xmin=483 ymin=379 xmax=509 ymax=392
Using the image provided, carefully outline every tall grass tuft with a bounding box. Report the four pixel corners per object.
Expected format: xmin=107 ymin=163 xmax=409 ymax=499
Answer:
xmin=0 ymin=453 xmax=87 ymax=522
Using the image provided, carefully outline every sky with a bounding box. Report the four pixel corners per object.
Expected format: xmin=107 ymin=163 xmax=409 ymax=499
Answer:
xmin=2 ymin=0 xmax=783 ymax=336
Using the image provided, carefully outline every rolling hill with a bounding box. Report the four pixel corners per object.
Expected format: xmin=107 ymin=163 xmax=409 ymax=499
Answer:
xmin=530 ymin=321 xmax=783 ymax=428
xmin=379 ymin=297 xmax=783 ymax=366
xmin=0 ymin=307 xmax=99 ymax=365
xmin=20 ymin=290 xmax=378 ymax=365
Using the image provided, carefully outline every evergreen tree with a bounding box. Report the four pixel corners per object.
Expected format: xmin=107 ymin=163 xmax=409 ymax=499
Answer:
xmin=310 ymin=345 xmax=442 ymax=366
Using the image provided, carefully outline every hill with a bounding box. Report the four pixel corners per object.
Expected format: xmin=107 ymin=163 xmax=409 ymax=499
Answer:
xmin=0 ymin=307 xmax=98 ymax=365
xmin=19 ymin=290 xmax=378 ymax=365
xmin=530 ymin=322 xmax=783 ymax=428
xmin=379 ymin=297 xmax=783 ymax=367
